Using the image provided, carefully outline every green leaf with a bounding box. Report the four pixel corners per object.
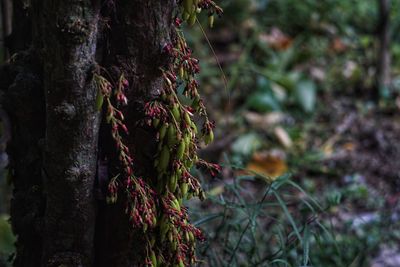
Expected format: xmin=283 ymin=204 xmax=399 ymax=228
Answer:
xmin=246 ymin=91 xmax=281 ymax=112
xmin=256 ymin=76 xmax=272 ymax=92
xmin=0 ymin=215 xmax=16 ymax=255
xmin=95 ymin=90 xmax=104 ymax=111
xmin=295 ymin=80 xmax=316 ymax=113
xmin=287 ymin=180 xmax=324 ymax=210
xmin=272 ymin=191 xmax=303 ymax=243
xmin=231 ymin=133 xmax=262 ymax=157
xmin=303 ymin=224 xmax=310 ymax=266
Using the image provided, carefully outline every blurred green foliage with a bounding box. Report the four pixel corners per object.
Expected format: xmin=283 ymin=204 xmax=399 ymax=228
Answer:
xmin=186 ymin=0 xmax=400 ymax=266
xmin=190 ymin=0 xmax=400 ymax=112
xmin=0 ymin=215 xmax=15 ymax=266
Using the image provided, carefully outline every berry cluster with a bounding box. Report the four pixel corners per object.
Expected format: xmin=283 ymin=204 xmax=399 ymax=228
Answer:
xmin=142 ymin=2 xmax=223 ymax=264
xmin=180 ymin=0 xmax=223 ymax=27
xmin=94 ymin=74 xmax=157 ymax=230
xmin=94 ymin=1 xmax=222 ymax=266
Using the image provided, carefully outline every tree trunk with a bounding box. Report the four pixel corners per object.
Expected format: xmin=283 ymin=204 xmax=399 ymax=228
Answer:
xmin=1 ymin=0 xmax=176 ymax=266
xmin=2 ymin=51 xmax=45 ymax=267
xmin=40 ymin=1 xmax=101 ymax=265
xmin=94 ymin=1 xmax=175 ymax=266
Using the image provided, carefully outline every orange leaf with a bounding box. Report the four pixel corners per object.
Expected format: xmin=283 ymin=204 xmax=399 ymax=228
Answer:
xmin=260 ymin=28 xmax=293 ymax=51
xmin=331 ymin=37 xmax=347 ymax=53
xmin=246 ymin=152 xmax=288 ymax=180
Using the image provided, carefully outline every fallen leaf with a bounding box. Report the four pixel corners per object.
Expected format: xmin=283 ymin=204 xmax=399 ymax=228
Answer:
xmin=295 ymin=79 xmax=317 ymax=113
xmin=259 ymin=27 xmax=293 ymax=51
xmin=244 ymin=112 xmax=286 ymax=128
xmin=342 ymin=142 xmax=355 ymax=151
xmin=274 ymin=126 xmax=293 ymax=148
xmin=246 ymin=152 xmax=288 ymax=180
xmin=322 ymin=141 xmax=334 ymax=156
xmin=331 ymin=37 xmax=347 ymax=53
xmin=310 ymin=67 xmax=326 ymax=82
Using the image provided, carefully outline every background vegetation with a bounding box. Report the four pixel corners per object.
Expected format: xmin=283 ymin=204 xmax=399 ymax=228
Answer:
xmin=1 ymin=0 xmax=400 ymax=266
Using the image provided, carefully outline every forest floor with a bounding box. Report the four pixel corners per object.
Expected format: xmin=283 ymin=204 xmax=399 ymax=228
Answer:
xmin=307 ymin=95 xmax=400 ymax=267
xmin=195 ymin=89 xmax=400 ymax=266
xmin=189 ymin=86 xmax=400 ymax=266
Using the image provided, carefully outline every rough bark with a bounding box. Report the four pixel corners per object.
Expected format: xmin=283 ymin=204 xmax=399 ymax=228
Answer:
xmin=377 ymin=0 xmax=391 ymax=96
xmin=94 ymin=1 xmax=175 ymax=266
xmin=1 ymin=51 xmax=45 ymax=267
xmin=0 ymin=2 xmax=49 ymax=266
xmin=1 ymin=1 xmax=177 ymax=266
xmin=41 ymin=1 xmax=101 ymax=266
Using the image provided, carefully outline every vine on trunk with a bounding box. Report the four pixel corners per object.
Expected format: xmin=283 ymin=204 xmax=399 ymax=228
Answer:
xmin=94 ymin=1 xmax=223 ymax=266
